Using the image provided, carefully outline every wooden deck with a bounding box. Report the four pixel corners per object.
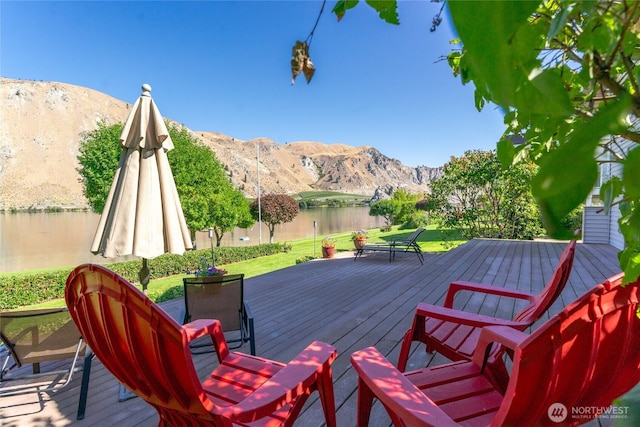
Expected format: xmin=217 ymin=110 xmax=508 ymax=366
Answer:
xmin=0 ymin=238 xmax=630 ymax=426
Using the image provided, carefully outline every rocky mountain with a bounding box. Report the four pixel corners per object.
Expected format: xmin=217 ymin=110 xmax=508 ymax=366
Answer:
xmin=0 ymin=78 xmax=441 ymax=210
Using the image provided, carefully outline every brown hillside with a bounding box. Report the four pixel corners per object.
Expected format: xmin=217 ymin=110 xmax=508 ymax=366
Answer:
xmin=0 ymin=79 xmax=130 ymax=209
xmin=0 ymin=78 xmax=440 ymax=210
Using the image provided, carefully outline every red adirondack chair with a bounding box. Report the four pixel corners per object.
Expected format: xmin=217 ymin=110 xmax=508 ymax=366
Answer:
xmin=352 ymin=272 xmax=640 ymax=426
xmin=65 ymin=264 xmax=338 ymax=427
xmin=397 ymin=239 xmax=576 ymax=373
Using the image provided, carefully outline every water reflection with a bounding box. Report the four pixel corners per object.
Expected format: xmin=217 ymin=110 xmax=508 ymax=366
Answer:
xmin=0 ymin=208 xmax=383 ymax=273
xmin=196 ymin=206 xmax=384 ymax=248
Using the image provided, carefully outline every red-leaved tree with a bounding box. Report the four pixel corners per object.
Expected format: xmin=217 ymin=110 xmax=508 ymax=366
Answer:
xmin=250 ymin=194 xmax=300 ymax=243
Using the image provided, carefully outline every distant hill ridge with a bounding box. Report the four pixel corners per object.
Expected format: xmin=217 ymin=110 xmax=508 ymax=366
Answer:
xmin=0 ymin=78 xmax=441 ymax=210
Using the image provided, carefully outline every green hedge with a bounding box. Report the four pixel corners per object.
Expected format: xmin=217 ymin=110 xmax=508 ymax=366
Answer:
xmin=0 ymin=244 xmax=284 ymax=310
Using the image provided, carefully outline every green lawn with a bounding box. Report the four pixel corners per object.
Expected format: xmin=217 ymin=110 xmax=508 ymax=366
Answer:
xmin=21 ymin=225 xmax=465 ymax=310
xmin=297 ymin=190 xmax=370 ymax=201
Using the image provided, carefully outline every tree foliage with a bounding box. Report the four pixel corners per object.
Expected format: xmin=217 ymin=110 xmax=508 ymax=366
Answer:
xmin=168 ymin=123 xmax=254 ymax=244
xmin=77 ymin=122 xmax=252 ymax=244
xmin=168 ymin=123 xmax=232 ymax=237
xmin=391 ymin=189 xmax=423 ymax=225
xmin=369 ymin=199 xmax=402 ymax=229
xmin=209 ymin=187 xmax=254 ymax=247
xmin=430 ymin=150 xmax=543 ymax=239
xmin=298 ymin=0 xmax=640 ymax=281
xmin=250 ymin=194 xmax=300 ymax=243
xmin=443 ymin=1 xmax=637 ymax=232
xmin=77 ymin=121 xmax=124 ymax=213
xmin=445 ymin=0 xmax=640 ymax=281
xmin=415 ymin=195 xmax=438 ymax=216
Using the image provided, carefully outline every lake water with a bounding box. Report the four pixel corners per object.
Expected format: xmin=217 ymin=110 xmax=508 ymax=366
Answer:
xmin=0 ymin=208 xmax=384 ymax=273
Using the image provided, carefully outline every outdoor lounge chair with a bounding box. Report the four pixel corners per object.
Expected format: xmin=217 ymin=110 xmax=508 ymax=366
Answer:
xmin=65 ymin=263 xmax=338 ymax=427
xmin=0 ymin=307 xmax=94 ymax=419
xmin=351 ymin=272 xmax=640 ymax=426
xmin=397 ymin=239 xmax=576 ymax=373
xmin=182 ymin=273 xmax=255 ymax=355
xmin=354 ymin=227 xmax=425 ymax=264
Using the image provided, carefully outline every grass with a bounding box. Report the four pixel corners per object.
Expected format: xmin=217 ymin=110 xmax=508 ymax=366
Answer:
xmin=297 ymin=191 xmax=370 ymax=201
xmin=20 ymin=225 xmax=466 ymax=310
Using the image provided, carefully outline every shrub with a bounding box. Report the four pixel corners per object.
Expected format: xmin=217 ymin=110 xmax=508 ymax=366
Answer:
xmin=0 ymin=243 xmax=285 ymax=309
xmin=401 ymin=211 xmax=429 ymax=229
xmin=295 ymin=255 xmax=316 ymax=264
xmin=561 ymin=205 xmax=584 ymax=233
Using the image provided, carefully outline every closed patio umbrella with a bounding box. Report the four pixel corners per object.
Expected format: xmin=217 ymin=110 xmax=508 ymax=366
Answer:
xmin=91 ymin=84 xmax=192 ymax=292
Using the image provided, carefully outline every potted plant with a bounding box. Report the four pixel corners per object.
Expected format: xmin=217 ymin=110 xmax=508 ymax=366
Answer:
xmin=350 ymin=229 xmax=369 ymax=250
xmin=321 ymin=237 xmax=337 ymax=258
xmin=186 ymin=257 xmax=228 ymax=277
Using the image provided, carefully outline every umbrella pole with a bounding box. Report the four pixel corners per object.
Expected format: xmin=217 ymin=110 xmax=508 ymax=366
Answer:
xmin=139 ymin=258 xmax=150 ymax=294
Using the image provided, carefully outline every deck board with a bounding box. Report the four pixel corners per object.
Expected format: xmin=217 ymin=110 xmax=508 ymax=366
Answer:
xmin=0 ymin=238 xmax=629 ymax=426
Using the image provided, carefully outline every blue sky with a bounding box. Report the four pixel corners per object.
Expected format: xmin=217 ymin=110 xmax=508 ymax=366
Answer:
xmin=1 ymin=0 xmax=506 ymax=168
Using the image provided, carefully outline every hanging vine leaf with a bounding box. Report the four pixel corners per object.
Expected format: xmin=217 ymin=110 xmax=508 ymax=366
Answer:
xmin=290 ymin=40 xmax=315 ymax=84
xmin=333 ymin=0 xmax=398 ymax=24
xmin=333 ymin=0 xmax=359 ymax=22
xmin=600 ymin=177 xmax=623 ymax=216
xmin=623 ymin=146 xmax=640 ymax=200
xmin=531 ymin=94 xmax=631 ymax=238
xmin=365 ymin=0 xmax=399 ymax=25
xmin=497 ymin=138 xmax=516 ymax=170
xmin=547 ymin=5 xmax=569 ymax=41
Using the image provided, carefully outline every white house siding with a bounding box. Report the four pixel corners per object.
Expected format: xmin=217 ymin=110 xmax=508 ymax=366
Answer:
xmin=608 ymin=205 xmax=624 ymax=249
xmin=608 ymin=158 xmax=625 ymax=250
xmin=582 ymin=206 xmax=611 ymax=244
xmin=582 ymin=139 xmax=631 ymax=249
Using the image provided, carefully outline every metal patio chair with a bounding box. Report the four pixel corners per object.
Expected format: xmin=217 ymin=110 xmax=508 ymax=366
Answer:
xmin=183 ymin=273 xmax=255 ymax=355
xmin=0 ymin=307 xmax=94 ymax=419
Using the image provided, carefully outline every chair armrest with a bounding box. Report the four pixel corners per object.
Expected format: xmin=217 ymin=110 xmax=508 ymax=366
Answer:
xmin=444 ymin=281 xmax=536 ymax=308
xmin=471 ymin=325 xmax=529 ymax=368
xmin=415 ymin=302 xmax=530 ymax=329
xmin=242 ymin=300 xmax=253 ymax=323
xmin=182 ymin=319 xmax=229 ymax=361
xmin=390 ymin=239 xmax=418 ymax=248
xmin=351 ymin=347 xmax=459 ymax=427
xmin=242 ymin=301 xmax=256 ymax=355
xmin=213 ymin=341 xmax=337 ymax=423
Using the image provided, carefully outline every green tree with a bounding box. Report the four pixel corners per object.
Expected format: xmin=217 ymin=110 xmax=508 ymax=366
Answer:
xmin=76 ymin=121 xmax=124 ymax=213
xmin=169 ymin=124 xmax=253 ymax=245
xmin=498 ymin=159 xmax=546 ymax=240
xmin=391 ymin=189 xmax=421 ymax=225
xmin=209 ymin=187 xmax=254 ymax=247
xmin=78 ymin=122 xmax=252 ymax=245
xmin=168 ymin=123 xmax=230 ymax=239
xmin=430 ymin=150 xmax=543 ymax=239
xmin=369 ymin=199 xmax=402 ymax=230
xmin=415 ymin=195 xmax=438 ymax=223
xmin=250 ymin=194 xmax=300 ymax=243
xmin=298 ymin=0 xmax=640 ymax=281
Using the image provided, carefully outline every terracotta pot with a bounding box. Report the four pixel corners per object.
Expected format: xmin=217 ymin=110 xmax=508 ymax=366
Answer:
xmin=322 ymin=246 xmax=335 ymax=258
xmin=353 ymin=238 xmax=367 ymax=250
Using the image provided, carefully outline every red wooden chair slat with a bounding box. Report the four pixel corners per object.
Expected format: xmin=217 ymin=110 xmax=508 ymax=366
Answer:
xmin=398 ymin=239 xmax=576 ymax=373
xmin=65 ymin=264 xmax=338 ymax=427
xmin=439 ymin=393 xmax=503 ymax=422
xmin=351 ymin=272 xmax=640 ymax=426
